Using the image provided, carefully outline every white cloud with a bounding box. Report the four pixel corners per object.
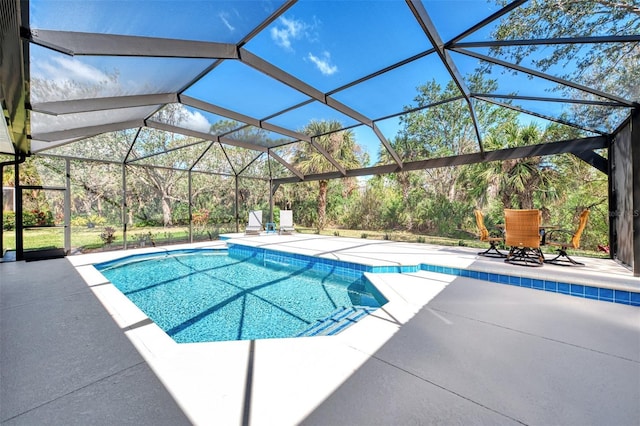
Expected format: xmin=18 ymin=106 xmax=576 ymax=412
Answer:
xmin=308 ymin=51 xmax=338 ymax=76
xmin=181 ymin=109 xmax=211 ymax=134
xmin=270 ymin=16 xmax=305 ymax=50
xmin=36 ymin=56 xmax=110 ymax=85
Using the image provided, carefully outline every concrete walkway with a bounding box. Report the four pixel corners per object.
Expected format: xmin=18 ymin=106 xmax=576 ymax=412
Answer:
xmin=302 ymin=276 xmax=640 ymax=425
xmin=1 ymin=235 xmax=639 ymax=425
xmin=0 ymin=258 xmax=190 ymax=425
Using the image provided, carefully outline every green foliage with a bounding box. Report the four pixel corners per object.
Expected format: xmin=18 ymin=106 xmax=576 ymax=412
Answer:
xmin=23 ymin=210 xmax=54 ymax=227
xmin=293 ymin=195 xmax=318 ymax=228
xmin=3 ymin=211 xmax=15 ymax=230
xmin=134 ymin=218 xmax=162 ymax=227
xmin=360 ymin=233 xmax=368 ymax=239
xmin=171 ymin=203 xmax=190 ymax=226
xmin=413 ymin=194 xmax=470 ymax=236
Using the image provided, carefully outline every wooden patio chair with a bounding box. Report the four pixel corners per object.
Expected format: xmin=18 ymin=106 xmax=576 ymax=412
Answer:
xmin=544 ymin=209 xmax=590 ymax=266
xmin=474 ymin=210 xmax=506 ymax=258
xmin=504 ymin=209 xmax=544 ymax=267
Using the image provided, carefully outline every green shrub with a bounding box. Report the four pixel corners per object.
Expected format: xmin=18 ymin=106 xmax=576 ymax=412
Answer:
xmin=23 ymin=210 xmax=54 ymax=227
xmin=134 ymin=218 xmax=162 ymax=227
xmin=416 ymin=236 xmax=425 ymax=243
xmin=3 ymin=211 xmax=15 ymax=230
xmin=361 ymin=233 xmax=368 ymax=239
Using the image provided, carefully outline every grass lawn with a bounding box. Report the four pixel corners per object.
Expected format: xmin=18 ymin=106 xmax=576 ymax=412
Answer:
xmin=2 ymin=224 xmax=607 ymax=259
xmin=3 ymin=226 xmax=203 ymax=253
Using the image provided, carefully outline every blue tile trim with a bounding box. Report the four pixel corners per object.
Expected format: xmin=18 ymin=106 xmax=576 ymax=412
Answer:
xmin=227 ymin=244 xmax=373 ymax=280
xmin=225 ymin=243 xmax=638 ymax=308
xmin=415 ymin=263 xmax=638 ymax=307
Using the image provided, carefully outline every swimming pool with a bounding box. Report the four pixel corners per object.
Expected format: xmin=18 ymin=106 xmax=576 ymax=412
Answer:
xmin=95 ymin=249 xmax=386 ymax=343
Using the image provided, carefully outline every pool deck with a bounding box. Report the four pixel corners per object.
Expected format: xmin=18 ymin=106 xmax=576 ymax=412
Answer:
xmin=1 ymin=234 xmax=639 ymax=425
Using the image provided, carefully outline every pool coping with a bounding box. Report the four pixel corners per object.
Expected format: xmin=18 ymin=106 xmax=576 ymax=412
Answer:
xmin=68 ymin=240 xmax=457 ymax=425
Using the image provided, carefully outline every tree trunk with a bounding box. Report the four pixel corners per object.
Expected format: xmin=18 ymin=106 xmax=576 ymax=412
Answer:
xmin=501 ymin=190 xmax=513 ymax=209
xmin=162 ymin=194 xmax=172 ymax=227
xmin=399 ymin=173 xmax=413 ymax=231
xmin=318 ymin=180 xmax=327 ymax=231
xmin=520 ymin=192 xmax=534 ymax=209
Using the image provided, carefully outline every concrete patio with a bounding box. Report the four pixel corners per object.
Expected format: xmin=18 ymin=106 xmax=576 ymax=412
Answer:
xmin=1 ymin=234 xmax=639 ymax=425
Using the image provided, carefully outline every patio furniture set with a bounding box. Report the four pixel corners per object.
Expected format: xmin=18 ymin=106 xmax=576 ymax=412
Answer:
xmin=475 ymin=209 xmax=590 ymax=267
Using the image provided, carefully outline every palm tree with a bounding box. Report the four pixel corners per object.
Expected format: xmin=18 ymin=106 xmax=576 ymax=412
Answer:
xmin=294 ymin=120 xmax=363 ymax=231
xmin=469 ymin=122 xmax=559 ymax=210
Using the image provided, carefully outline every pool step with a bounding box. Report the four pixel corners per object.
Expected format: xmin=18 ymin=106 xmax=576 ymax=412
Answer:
xmin=297 ymin=306 xmax=377 ymax=337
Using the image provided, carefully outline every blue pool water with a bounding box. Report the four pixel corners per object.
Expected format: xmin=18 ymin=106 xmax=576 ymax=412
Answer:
xmin=95 ymin=249 xmax=385 ymax=343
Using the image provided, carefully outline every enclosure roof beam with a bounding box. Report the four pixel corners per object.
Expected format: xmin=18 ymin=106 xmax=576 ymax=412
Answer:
xmin=179 ymin=94 xmax=311 ymax=142
xmin=31 ymin=119 xmax=144 ymax=142
xmin=236 ymin=152 xmax=264 ymax=177
xmin=474 ymin=96 xmax=607 ymax=135
xmin=453 ymin=34 xmax=640 ymax=48
xmin=374 ymin=95 xmax=466 ymax=123
xmin=127 ymin=139 xmax=208 ymax=164
xmin=273 ymin=136 xmax=608 ymax=184
xmin=146 ymin=120 xmax=268 ymax=153
xmin=472 ymin=93 xmax=628 ymax=108
xmin=371 ymin=123 xmax=403 ymax=167
xmin=25 ymin=29 xmax=239 ymax=59
xmin=326 ymin=49 xmax=436 ymax=96
xmin=239 ymin=49 xmax=370 ymax=125
xmin=31 ymin=93 xmax=178 ymax=115
xmin=454 ymin=48 xmax=638 ymax=107
xmin=239 ymin=48 xmax=383 ymax=134
xmin=268 ymin=149 xmax=304 ymax=180
xmin=239 ymin=48 xmax=396 ymax=172
xmin=572 ymin=150 xmax=608 ymax=175
xmin=30 ymin=135 xmax=98 ymax=153
xmin=309 ymin=139 xmax=346 ymax=176
xmin=446 ymin=0 xmax=527 ymax=45
xmin=235 ymin=0 xmax=297 ymax=48
xmin=406 ymin=0 xmax=484 ymax=155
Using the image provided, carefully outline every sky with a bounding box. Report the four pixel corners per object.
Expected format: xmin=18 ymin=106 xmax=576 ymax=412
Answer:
xmin=28 ymin=0 xmax=613 ymax=165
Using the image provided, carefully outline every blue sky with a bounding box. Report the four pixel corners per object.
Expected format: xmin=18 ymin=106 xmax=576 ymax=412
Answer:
xmin=29 ymin=0 xmax=607 ymax=164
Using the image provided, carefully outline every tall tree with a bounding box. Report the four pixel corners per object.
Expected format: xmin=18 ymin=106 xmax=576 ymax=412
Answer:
xmin=464 ymin=122 xmax=560 ymax=210
xmin=294 ymin=120 xmax=364 ymax=231
xmin=491 ymin=0 xmax=640 ymax=128
xmin=398 ymin=76 xmax=516 ymax=202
